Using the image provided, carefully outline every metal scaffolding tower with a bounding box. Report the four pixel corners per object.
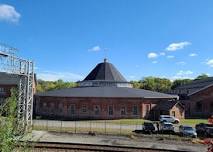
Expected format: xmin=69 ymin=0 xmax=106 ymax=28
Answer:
xmin=0 ymin=43 xmax=34 ymax=131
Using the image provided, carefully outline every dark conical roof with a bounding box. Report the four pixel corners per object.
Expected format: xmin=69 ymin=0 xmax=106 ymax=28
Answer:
xmin=84 ymin=59 xmax=127 ymax=82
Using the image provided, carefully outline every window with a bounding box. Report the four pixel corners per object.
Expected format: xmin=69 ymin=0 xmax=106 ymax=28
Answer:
xmin=172 ymin=111 xmax=175 ymax=117
xmin=0 ymin=88 xmax=5 ymax=95
xmin=146 ymin=105 xmax=150 ymax=112
xmin=0 ymin=98 xmax=5 ymax=105
xmin=133 ymin=105 xmax=138 ymax=115
xmin=210 ymin=103 xmax=213 ymax=112
xmin=121 ymin=106 xmax=126 ymax=115
xmin=69 ymin=104 xmax=75 ymax=115
xmin=187 ymin=90 xmax=189 ymax=94
xmin=43 ymin=102 xmax=47 ymax=108
xmin=196 ymin=102 xmax=202 ymax=112
xmin=59 ymin=103 xmax=63 ymax=113
xmin=108 ymin=105 xmax=113 ymax=115
xmin=94 ymin=105 xmax=100 ymax=115
xmin=82 ymin=104 xmax=87 ymax=113
xmin=50 ymin=102 xmax=55 ymax=108
xmin=0 ymin=88 xmax=4 ymax=92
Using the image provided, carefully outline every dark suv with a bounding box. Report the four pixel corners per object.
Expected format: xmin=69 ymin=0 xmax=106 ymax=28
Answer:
xmin=195 ymin=123 xmax=213 ymax=137
xmin=142 ymin=122 xmax=156 ymax=134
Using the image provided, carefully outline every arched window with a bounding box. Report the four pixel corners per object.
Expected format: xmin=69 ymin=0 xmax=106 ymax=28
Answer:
xmin=82 ymin=104 xmax=87 ymax=113
xmin=59 ymin=103 xmax=63 ymax=113
xmin=108 ymin=105 xmax=113 ymax=115
xmin=69 ymin=104 xmax=75 ymax=115
xmin=94 ymin=105 xmax=100 ymax=115
xmin=133 ymin=105 xmax=138 ymax=115
xmin=121 ymin=106 xmax=126 ymax=115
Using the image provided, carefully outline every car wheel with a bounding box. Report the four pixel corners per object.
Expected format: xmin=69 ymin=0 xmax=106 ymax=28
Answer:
xmin=174 ymin=120 xmax=179 ymax=124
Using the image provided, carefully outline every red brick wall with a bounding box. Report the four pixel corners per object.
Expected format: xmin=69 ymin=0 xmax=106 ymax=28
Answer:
xmin=34 ymin=96 xmax=179 ymax=120
xmin=189 ymin=85 xmax=213 ymax=118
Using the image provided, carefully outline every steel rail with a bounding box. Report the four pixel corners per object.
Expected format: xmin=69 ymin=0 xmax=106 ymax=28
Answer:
xmin=20 ymin=141 xmax=190 ymax=152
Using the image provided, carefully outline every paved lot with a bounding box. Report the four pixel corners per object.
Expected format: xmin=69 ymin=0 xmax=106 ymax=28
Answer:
xmin=29 ymin=130 xmax=207 ymax=152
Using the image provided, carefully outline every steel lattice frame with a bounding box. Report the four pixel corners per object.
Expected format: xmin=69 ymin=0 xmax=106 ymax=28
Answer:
xmin=0 ymin=43 xmax=34 ymax=131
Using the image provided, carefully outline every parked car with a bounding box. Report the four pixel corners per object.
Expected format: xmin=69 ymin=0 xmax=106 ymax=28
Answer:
xmin=142 ymin=122 xmax=156 ymax=134
xmin=159 ymin=115 xmax=180 ymax=124
xmin=160 ymin=122 xmax=174 ymax=133
xmin=195 ymin=123 xmax=213 ymax=137
xmin=179 ymin=125 xmax=197 ymax=138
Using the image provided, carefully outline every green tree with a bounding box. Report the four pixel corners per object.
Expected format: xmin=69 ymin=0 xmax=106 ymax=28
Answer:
xmin=0 ymin=88 xmax=19 ymax=152
xmin=171 ymin=79 xmax=192 ymax=89
xmin=131 ymin=77 xmax=172 ymax=93
xmin=36 ymin=79 xmax=77 ymax=92
xmin=195 ymin=73 xmax=209 ymax=80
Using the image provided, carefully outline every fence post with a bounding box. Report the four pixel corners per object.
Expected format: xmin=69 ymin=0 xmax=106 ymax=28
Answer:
xmin=105 ymin=120 xmax=106 ymax=135
xmin=120 ymin=120 xmax=121 ymax=135
xmin=60 ymin=120 xmax=62 ymax=133
xmin=75 ymin=120 xmax=77 ymax=134
xmin=46 ymin=120 xmax=48 ymax=131
xmin=90 ymin=120 xmax=92 ymax=132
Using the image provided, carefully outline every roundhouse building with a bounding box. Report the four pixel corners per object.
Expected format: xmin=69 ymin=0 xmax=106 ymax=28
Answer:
xmin=35 ymin=59 xmax=183 ymax=120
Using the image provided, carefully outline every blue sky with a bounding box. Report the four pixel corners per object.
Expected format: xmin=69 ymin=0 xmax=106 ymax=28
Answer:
xmin=0 ymin=0 xmax=213 ymax=81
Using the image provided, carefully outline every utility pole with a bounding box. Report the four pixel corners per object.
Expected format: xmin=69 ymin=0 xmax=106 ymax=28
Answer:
xmin=0 ymin=43 xmax=34 ymax=132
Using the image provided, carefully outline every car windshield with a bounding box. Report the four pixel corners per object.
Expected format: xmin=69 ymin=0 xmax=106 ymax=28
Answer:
xmin=183 ymin=126 xmax=194 ymax=131
xmin=144 ymin=123 xmax=153 ymax=126
xmin=164 ymin=124 xmax=172 ymax=127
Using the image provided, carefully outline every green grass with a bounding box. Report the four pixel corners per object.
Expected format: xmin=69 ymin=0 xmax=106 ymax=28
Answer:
xmin=105 ymin=118 xmax=208 ymax=126
xmin=180 ymin=119 xmax=208 ymax=126
xmin=102 ymin=119 xmax=148 ymax=125
xmin=79 ymin=119 xmax=207 ymax=126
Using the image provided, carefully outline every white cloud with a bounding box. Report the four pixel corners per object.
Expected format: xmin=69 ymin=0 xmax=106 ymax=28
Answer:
xmin=206 ymin=59 xmax=213 ymax=67
xmin=37 ymin=71 xmax=84 ymax=81
xmin=177 ymin=70 xmax=193 ymax=76
xmin=147 ymin=52 xmax=158 ymax=59
xmin=171 ymin=70 xmax=194 ymax=80
xmin=176 ymin=61 xmax=186 ymax=65
xmin=166 ymin=41 xmax=191 ymax=51
xmin=167 ymin=55 xmax=175 ymax=59
xmin=189 ymin=53 xmax=198 ymax=57
xmin=0 ymin=4 xmax=20 ymax=23
xmin=159 ymin=52 xmax=166 ymax=56
xmin=152 ymin=61 xmax=158 ymax=64
xmin=129 ymin=75 xmax=136 ymax=79
xmin=88 ymin=46 xmax=101 ymax=52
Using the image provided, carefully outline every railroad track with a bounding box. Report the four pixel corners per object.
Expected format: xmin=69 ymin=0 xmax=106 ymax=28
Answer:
xmin=23 ymin=141 xmax=189 ymax=152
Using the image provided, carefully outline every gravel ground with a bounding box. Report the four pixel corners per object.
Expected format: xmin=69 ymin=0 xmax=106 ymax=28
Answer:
xmin=29 ymin=130 xmax=207 ymax=152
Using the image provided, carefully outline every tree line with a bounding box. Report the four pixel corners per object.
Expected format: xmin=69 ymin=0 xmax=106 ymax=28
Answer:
xmin=130 ymin=74 xmax=209 ymax=92
xmin=36 ymin=79 xmax=77 ymax=92
xmin=36 ymin=74 xmax=209 ymax=93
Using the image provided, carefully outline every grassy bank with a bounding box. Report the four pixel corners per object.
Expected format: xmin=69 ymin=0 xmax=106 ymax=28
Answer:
xmin=89 ymin=119 xmax=207 ymax=126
